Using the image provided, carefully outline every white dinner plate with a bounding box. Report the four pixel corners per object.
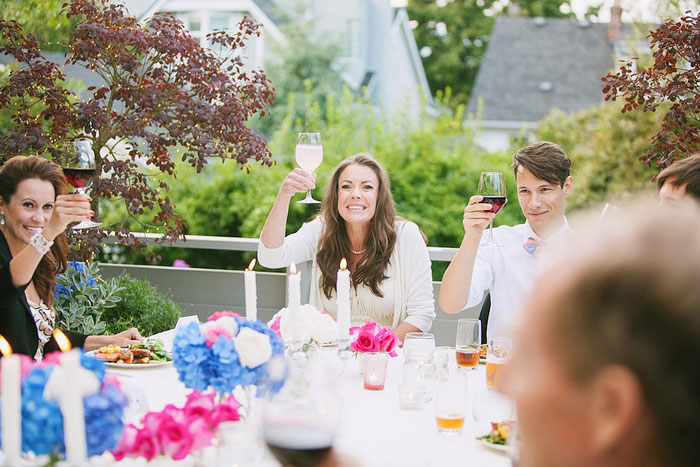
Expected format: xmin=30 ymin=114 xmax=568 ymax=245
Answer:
xmin=86 ymin=350 xmax=173 ymax=369
xmin=479 ymin=439 xmax=512 ymax=454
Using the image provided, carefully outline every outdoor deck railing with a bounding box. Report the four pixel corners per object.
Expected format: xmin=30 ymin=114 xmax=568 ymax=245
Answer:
xmin=100 ymin=233 xmax=481 ymax=345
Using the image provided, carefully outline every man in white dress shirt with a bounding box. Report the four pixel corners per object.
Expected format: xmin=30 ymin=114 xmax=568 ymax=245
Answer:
xmin=439 ymin=141 xmax=573 ymax=338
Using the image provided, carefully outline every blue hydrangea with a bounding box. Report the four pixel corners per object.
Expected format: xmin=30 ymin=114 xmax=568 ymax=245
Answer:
xmin=172 ymin=317 xmax=287 ymax=396
xmin=0 ymin=354 xmax=127 ymax=458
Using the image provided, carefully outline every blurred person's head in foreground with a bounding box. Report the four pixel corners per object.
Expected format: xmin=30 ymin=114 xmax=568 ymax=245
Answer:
xmin=501 ymin=198 xmax=700 ymax=467
xmin=657 ymin=153 xmax=700 ymax=205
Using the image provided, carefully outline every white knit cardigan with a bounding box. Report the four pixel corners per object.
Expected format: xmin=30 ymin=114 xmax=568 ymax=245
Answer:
xmin=257 ymin=218 xmax=436 ymax=332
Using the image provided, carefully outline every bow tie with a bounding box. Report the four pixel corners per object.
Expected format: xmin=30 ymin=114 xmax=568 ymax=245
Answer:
xmin=523 ymin=237 xmax=542 ymax=255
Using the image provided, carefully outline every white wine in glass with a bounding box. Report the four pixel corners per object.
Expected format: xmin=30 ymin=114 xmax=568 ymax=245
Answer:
xmin=295 ymin=133 xmax=323 ymax=204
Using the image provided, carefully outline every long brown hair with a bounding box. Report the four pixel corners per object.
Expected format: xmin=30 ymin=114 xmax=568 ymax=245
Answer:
xmin=317 ymin=153 xmax=397 ymax=298
xmin=0 ymin=155 xmax=69 ymax=307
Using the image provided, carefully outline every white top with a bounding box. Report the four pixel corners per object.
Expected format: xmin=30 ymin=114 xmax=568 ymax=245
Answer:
xmin=258 ymin=218 xmax=436 ymax=332
xmin=320 ymin=280 xmax=395 ymax=329
xmin=463 ymin=219 xmax=571 ymax=339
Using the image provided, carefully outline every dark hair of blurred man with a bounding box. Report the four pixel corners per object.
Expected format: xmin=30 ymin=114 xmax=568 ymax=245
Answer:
xmin=501 ymin=201 xmax=700 ymax=467
xmin=657 ymin=153 xmax=700 ymax=205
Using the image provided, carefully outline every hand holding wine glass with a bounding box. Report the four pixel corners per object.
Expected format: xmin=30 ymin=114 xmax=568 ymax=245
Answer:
xmin=477 ymin=172 xmax=507 ymax=246
xmin=295 ymin=133 xmax=323 ymax=204
xmin=62 ymin=140 xmax=101 ymax=229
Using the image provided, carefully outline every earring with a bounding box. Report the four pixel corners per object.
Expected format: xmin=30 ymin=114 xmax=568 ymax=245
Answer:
xmin=0 ymin=211 xmax=4 ymax=226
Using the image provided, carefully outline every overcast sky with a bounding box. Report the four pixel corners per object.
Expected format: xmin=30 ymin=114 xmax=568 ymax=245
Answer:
xmin=570 ymin=0 xmax=698 ymax=22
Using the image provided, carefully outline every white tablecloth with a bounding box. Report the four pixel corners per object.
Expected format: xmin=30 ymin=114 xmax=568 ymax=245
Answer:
xmin=103 ymin=330 xmax=512 ymax=467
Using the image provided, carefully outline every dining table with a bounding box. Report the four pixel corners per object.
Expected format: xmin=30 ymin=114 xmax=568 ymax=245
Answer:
xmin=93 ymin=329 xmax=513 ymax=467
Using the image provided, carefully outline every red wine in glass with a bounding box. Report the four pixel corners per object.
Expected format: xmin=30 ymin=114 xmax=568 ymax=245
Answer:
xmin=63 ymin=168 xmax=96 ymax=190
xmin=264 ymin=424 xmax=333 ymax=467
xmin=481 ymin=196 xmax=507 ymax=214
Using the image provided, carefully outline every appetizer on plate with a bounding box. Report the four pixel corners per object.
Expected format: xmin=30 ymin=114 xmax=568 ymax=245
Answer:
xmin=94 ymin=339 xmax=171 ymax=365
xmin=477 ymin=421 xmax=515 ymax=446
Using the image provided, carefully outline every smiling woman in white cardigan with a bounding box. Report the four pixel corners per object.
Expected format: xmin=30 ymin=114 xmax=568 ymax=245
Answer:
xmin=258 ymin=154 xmax=435 ymax=341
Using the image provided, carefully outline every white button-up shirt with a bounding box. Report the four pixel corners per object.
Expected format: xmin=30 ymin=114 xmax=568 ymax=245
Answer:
xmin=463 ymin=219 xmax=571 ymax=339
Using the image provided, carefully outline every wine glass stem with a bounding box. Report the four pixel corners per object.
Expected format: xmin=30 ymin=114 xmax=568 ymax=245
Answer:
xmin=489 ymin=220 xmax=494 ymax=243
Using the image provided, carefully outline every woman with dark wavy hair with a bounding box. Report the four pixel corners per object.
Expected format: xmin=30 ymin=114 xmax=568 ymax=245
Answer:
xmin=258 ymin=153 xmax=435 ymax=341
xmin=0 ymin=155 xmax=143 ymax=359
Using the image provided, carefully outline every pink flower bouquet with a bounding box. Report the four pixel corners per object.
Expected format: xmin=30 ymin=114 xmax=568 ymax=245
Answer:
xmin=349 ymin=322 xmax=400 ymax=357
xmin=112 ymin=391 xmax=241 ymax=462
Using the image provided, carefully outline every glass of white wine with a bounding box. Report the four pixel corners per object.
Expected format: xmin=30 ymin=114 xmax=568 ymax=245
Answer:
xmin=295 ymin=132 xmax=323 ymax=204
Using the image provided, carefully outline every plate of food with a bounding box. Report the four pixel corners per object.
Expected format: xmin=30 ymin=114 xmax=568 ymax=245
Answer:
xmin=479 ymin=343 xmax=488 ymax=363
xmin=477 ymin=421 xmax=515 ymax=453
xmin=90 ymin=339 xmax=172 ymax=368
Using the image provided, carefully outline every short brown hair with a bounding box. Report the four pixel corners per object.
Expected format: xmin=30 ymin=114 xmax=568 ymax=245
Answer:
xmin=512 ymin=141 xmax=571 ymax=187
xmin=547 ymin=203 xmax=700 ymax=466
xmin=656 ymin=153 xmax=700 ymax=201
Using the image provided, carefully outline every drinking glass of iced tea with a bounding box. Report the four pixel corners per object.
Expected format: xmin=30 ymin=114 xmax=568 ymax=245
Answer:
xmin=455 ymin=318 xmax=481 ymax=370
xmin=434 ymin=373 xmax=469 ymax=436
xmin=485 ymin=337 xmax=513 ymax=390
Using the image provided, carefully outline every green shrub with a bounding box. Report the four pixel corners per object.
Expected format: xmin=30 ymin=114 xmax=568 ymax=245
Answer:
xmin=54 ymin=262 xmax=122 ymax=335
xmin=101 ymin=275 xmax=181 ymax=336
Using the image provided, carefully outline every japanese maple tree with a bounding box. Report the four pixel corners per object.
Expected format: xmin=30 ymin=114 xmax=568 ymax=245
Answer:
xmin=0 ymin=0 xmax=274 ymax=258
xmin=602 ymin=10 xmax=700 ymax=172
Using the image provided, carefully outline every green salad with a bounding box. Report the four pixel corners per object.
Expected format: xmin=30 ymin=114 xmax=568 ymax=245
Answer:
xmin=131 ymin=339 xmax=172 ymax=362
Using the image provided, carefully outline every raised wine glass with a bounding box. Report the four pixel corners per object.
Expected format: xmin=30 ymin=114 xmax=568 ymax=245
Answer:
xmin=478 ymin=171 xmax=507 ymax=246
xmin=62 ymin=140 xmax=101 ymax=229
xmin=295 ymin=133 xmax=323 ymax=204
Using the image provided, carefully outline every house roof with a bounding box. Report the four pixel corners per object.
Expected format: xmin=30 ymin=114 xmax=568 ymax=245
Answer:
xmin=466 ymin=16 xmax=619 ymax=123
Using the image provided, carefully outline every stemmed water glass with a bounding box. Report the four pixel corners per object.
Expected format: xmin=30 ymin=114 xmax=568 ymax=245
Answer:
xmin=478 ymin=172 xmax=507 ymax=246
xmin=62 ymin=140 xmax=101 ymax=229
xmin=295 ymin=133 xmax=323 ymax=204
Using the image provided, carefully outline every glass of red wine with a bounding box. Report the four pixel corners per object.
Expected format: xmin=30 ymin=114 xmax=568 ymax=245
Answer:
xmin=62 ymin=140 xmax=101 ymax=230
xmin=478 ymin=171 xmax=507 ymax=246
xmin=262 ymin=367 xmax=340 ymax=467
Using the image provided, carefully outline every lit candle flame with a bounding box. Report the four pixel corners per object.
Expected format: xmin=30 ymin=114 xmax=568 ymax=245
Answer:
xmin=53 ymin=330 xmax=72 ymax=352
xmin=290 ymin=262 xmax=297 ymax=275
xmin=340 ymin=258 xmax=347 ymax=270
xmin=0 ymin=335 xmax=12 ymax=357
xmin=248 ymin=258 xmax=256 ymax=270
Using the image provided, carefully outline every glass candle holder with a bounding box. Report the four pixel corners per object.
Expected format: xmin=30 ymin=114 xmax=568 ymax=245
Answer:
xmin=362 ymin=352 xmax=388 ymax=390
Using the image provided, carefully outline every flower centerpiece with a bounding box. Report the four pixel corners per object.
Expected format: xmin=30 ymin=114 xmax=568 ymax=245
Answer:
xmin=350 ymin=322 xmax=400 ymax=357
xmin=268 ymin=304 xmax=338 ymax=350
xmin=172 ymin=311 xmax=286 ymax=396
xmin=6 ymin=352 xmax=128 ymax=460
xmin=112 ymin=391 xmax=241 ymax=462
xmin=349 ymin=323 xmax=400 ymax=391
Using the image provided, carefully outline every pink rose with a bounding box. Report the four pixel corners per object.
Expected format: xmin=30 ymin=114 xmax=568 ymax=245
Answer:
xmin=113 ymin=426 xmax=160 ymax=461
xmin=157 ymin=416 xmax=195 ymax=460
xmin=208 ymin=311 xmax=242 ymax=321
xmin=112 ymin=424 xmax=139 ymax=460
xmin=269 ymin=314 xmax=282 ymax=338
xmin=377 ymin=329 xmax=399 ymax=357
xmin=204 ymin=328 xmax=233 ymax=348
xmin=211 ymin=396 xmax=241 ymax=429
xmin=183 ymin=391 xmax=216 ymax=424
xmin=351 ymin=328 xmax=380 ymax=353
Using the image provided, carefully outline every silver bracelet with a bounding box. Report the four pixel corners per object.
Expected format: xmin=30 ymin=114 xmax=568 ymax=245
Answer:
xmin=30 ymin=231 xmax=54 ymax=255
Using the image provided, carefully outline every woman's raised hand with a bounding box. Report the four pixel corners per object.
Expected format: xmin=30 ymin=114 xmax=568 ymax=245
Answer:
xmin=279 ymin=168 xmax=316 ymax=200
xmin=44 ymin=193 xmax=92 ymax=239
xmin=462 ymin=195 xmax=496 ymax=241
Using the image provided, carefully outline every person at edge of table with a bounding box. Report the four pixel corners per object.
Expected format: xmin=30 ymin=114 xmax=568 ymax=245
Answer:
xmin=439 ymin=141 xmax=573 ymax=339
xmin=499 ymin=200 xmax=700 ymax=467
xmin=657 ymin=152 xmax=700 ymax=205
xmin=0 ymin=155 xmax=143 ymax=360
xmin=257 ymin=153 xmax=435 ymax=342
